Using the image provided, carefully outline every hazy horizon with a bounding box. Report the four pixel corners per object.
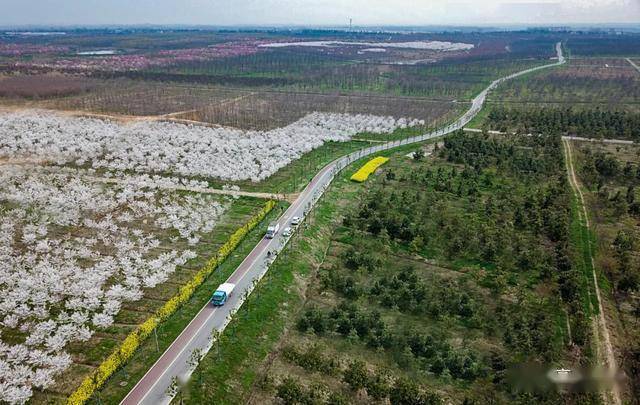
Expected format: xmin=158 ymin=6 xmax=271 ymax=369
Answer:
xmin=1 ymin=0 xmax=638 ymax=27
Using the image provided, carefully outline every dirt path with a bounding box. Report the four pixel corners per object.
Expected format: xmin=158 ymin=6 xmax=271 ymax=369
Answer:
xmin=86 ymin=176 xmax=298 ymax=202
xmin=0 ymin=156 xmax=48 ymax=166
xmin=626 ymin=57 xmax=640 ymax=74
xmin=562 ymin=138 xmax=622 ymax=405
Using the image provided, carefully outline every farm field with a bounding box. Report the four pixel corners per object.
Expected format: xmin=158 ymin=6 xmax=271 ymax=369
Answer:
xmin=476 ymin=53 xmax=640 ymax=137
xmin=489 ymin=58 xmax=640 ymax=105
xmin=0 ymin=30 xmax=562 ymax=131
xmin=148 ymin=53 xmax=552 ymax=100
xmin=0 ymin=78 xmax=462 ymax=130
xmin=177 ymin=132 xmax=600 ymax=404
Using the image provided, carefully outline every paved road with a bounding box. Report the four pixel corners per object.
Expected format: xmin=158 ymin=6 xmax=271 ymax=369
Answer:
xmin=121 ymin=43 xmax=565 ymax=405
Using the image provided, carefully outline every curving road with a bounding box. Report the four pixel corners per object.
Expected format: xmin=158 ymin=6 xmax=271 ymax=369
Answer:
xmin=120 ymin=43 xmax=565 ymax=405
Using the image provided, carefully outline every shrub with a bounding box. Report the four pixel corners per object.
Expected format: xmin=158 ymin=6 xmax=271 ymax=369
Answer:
xmin=390 ymin=378 xmax=442 ymax=405
xmin=276 ymin=377 xmax=306 ymax=405
xmin=343 ymin=360 xmax=368 ymax=391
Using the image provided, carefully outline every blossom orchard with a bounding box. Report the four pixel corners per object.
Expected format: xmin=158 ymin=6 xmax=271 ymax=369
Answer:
xmin=0 ymin=110 xmax=424 ymax=182
xmin=0 ymin=166 xmax=231 ymax=403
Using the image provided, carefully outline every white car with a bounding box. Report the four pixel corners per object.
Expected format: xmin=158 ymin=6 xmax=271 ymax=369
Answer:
xmin=291 ymin=216 xmax=301 ymax=226
xmin=282 ymin=227 xmax=292 ymax=237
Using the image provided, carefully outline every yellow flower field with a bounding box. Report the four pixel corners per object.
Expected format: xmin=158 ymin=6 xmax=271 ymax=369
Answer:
xmin=350 ymin=157 xmax=390 ymax=182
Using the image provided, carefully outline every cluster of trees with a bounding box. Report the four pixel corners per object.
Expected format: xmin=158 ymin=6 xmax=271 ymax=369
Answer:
xmin=578 ymin=147 xmax=640 ymax=293
xmin=443 ymin=130 xmax=563 ymax=174
xmin=497 ymin=295 xmax=568 ymax=360
xmin=283 ymin=132 xmax=593 ymax=403
xmin=192 ymin=91 xmax=438 ymax=131
xmin=280 ymin=346 xmax=443 ymax=403
xmin=345 ymin=133 xmax=584 ymax=359
xmin=282 ymin=344 xmax=341 ymax=377
xmin=0 ymin=74 xmax=97 ymax=99
xmin=113 ymin=48 xmax=549 ymax=100
xmin=577 ymin=143 xmax=640 ymax=399
xmin=371 ymin=268 xmax=479 ymax=320
xmin=322 ymin=263 xmax=481 ymax=323
xmin=275 ymin=373 xmax=442 ymax=405
xmin=342 ymin=361 xmax=442 ymax=404
xmin=493 ymin=63 xmax=640 ymax=104
xmin=346 ymin=135 xmax=568 ymax=277
xmin=612 ymin=231 xmax=639 ymax=293
xmin=275 ymin=377 xmax=350 ymax=405
xmin=580 ymin=148 xmax=640 ymax=186
xmin=296 ymin=303 xmax=485 ymax=381
xmin=403 ymin=330 xmax=485 ymax=380
xmin=566 ymin=36 xmax=640 ymax=56
xmin=297 ymin=303 xmax=391 ymax=349
xmin=485 ymin=107 xmax=640 ymax=140
xmin=54 ymin=80 xmax=237 ymax=116
xmin=0 ymin=165 xmax=234 ymax=402
xmin=158 ymin=48 xmax=345 ymax=77
xmin=507 ymin=36 xmax=559 ymax=58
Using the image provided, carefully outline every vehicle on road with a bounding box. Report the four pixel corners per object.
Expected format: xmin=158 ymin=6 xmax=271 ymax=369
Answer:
xmin=291 ymin=216 xmax=301 ymax=226
xmin=211 ymin=283 xmax=235 ymax=306
xmin=282 ymin=227 xmax=292 ymax=237
xmin=266 ymin=222 xmax=280 ymax=238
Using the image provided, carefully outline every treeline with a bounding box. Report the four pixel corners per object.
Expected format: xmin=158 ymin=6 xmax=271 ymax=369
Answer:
xmin=485 ymin=107 xmax=640 ymax=140
xmin=566 ymin=36 xmax=640 ymax=56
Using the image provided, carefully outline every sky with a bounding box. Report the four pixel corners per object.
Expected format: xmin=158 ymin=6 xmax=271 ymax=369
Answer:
xmin=1 ymin=0 xmax=638 ymax=27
